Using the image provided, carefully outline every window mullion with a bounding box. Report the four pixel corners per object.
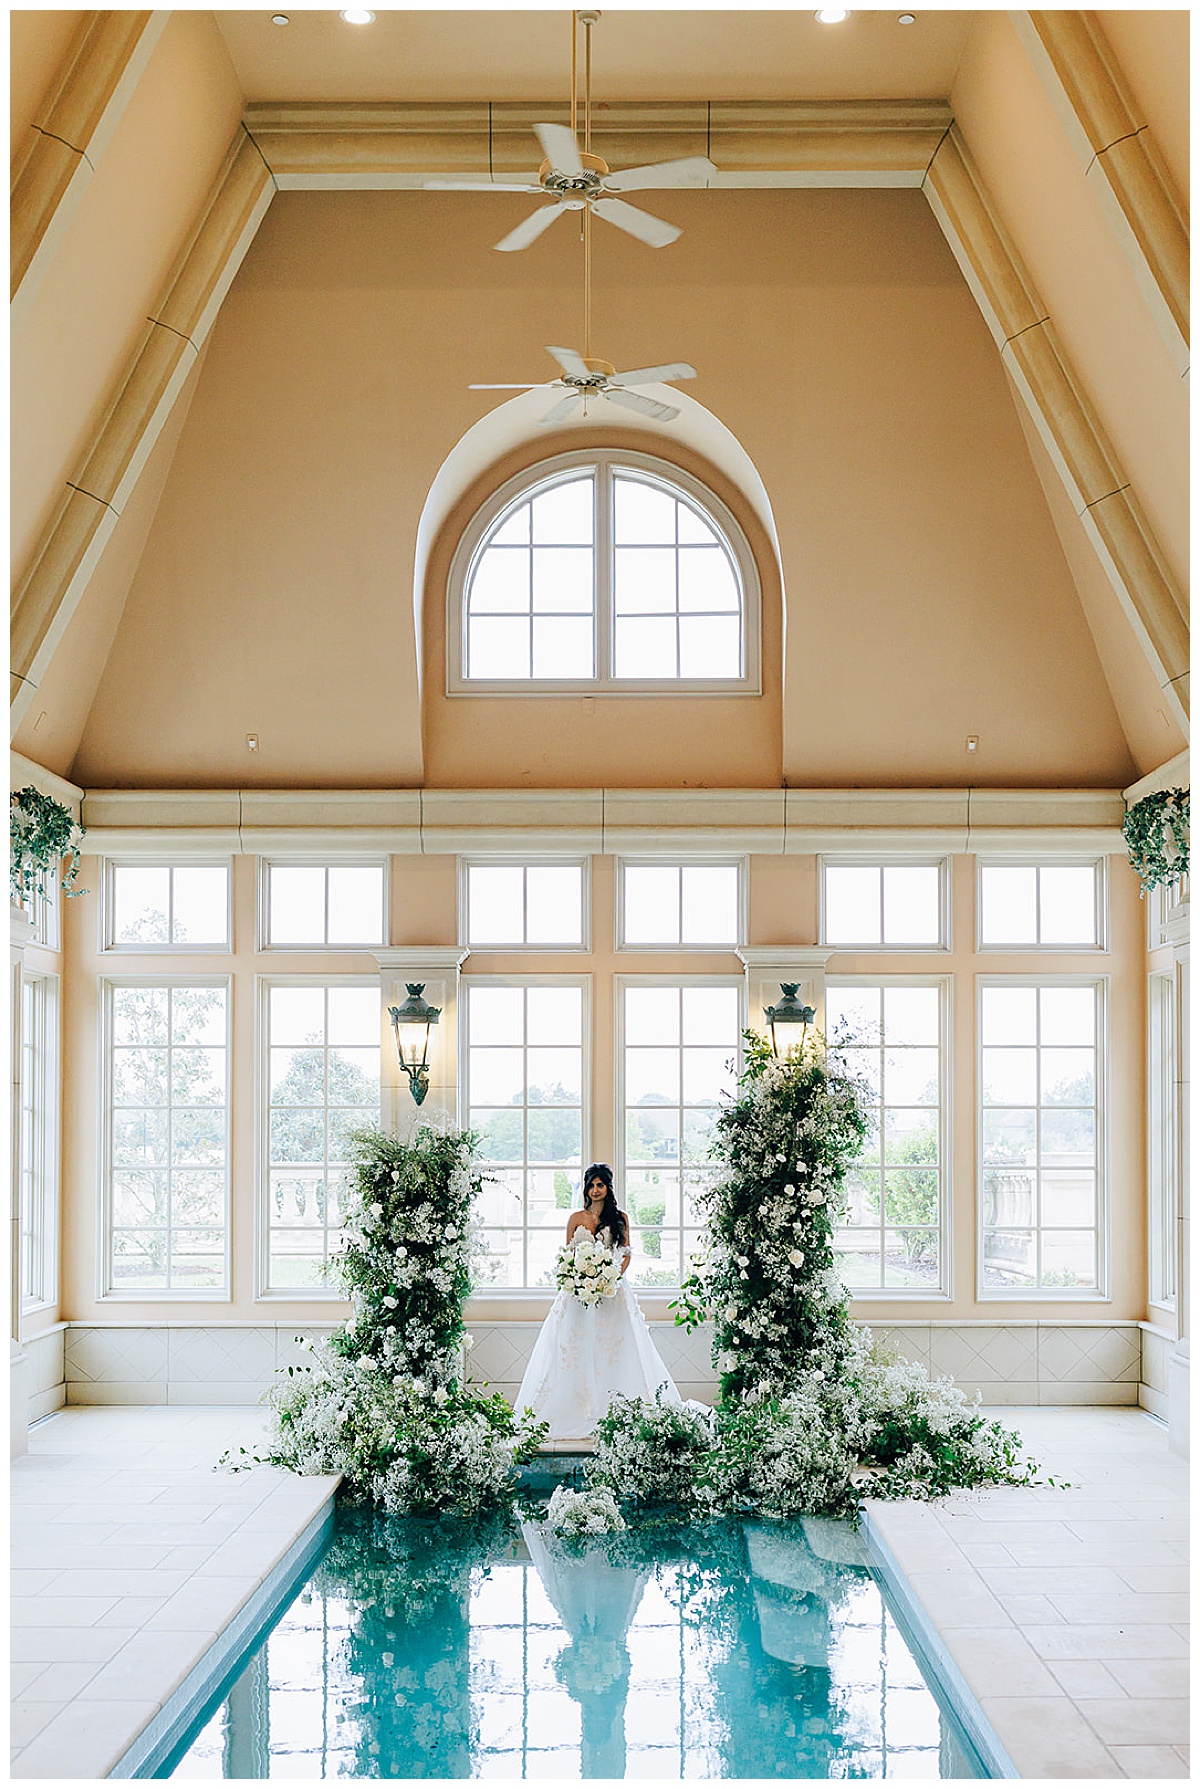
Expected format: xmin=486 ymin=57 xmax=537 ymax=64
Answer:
xmin=598 ymin=463 xmax=612 ymax=683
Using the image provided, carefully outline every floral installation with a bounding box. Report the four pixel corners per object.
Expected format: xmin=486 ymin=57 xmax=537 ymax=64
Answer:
xmin=545 ymin=1483 xmax=626 ymax=1538
xmin=1122 ymin=787 xmax=1189 ymax=895
xmin=9 ymin=784 xmax=86 ymax=905
xmin=584 ymin=1029 xmax=1043 ymax=1519
xmin=556 ymin=1229 xmax=622 ymax=1306
xmin=230 ymin=1123 xmax=545 ymax=1514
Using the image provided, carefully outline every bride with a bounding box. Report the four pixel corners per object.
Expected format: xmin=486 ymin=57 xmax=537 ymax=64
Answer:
xmin=515 ymin=1163 xmax=682 ymax=1440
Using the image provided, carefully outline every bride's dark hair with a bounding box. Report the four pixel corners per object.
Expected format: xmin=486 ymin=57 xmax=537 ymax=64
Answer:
xmin=581 ymin=1163 xmax=627 ymax=1248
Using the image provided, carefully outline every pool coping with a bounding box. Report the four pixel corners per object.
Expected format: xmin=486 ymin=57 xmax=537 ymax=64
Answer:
xmin=860 ymin=1506 xmax=1019 ymax=1779
xmin=109 ymin=1499 xmax=337 ymax=1779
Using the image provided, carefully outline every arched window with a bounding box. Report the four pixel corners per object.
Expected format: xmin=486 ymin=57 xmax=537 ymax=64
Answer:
xmin=448 ymin=450 xmax=760 ymax=692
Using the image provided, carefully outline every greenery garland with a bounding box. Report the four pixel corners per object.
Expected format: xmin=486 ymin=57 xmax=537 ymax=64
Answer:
xmin=1123 ymin=787 xmax=1189 ymax=895
xmin=9 ymin=784 xmax=86 ymax=904
xmin=232 ymin=1124 xmax=545 ymax=1514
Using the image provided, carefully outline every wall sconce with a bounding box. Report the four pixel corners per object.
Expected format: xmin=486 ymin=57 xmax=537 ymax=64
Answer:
xmin=763 ymin=983 xmax=816 ymax=1057
xmin=389 ymin=983 xmax=441 ymax=1105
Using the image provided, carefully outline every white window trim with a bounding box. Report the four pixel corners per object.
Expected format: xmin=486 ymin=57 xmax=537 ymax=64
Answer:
xmin=257 ymin=858 xmax=389 ymax=953
xmin=975 ymin=973 xmax=1110 ymax=1303
xmin=615 ymin=856 xmax=747 ymax=952
xmin=1146 ymin=968 xmax=1179 ymax=1317
xmin=1147 ymin=873 xmax=1189 ymax=950
xmin=447 ymin=447 xmax=762 ymax=696
xmin=19 ymin=969 xmax=60 ymax=1317
xmin=461 ymin=972 xmax=592 ymax=1297
xmin=98 ymin=975 xmax=233 ymax=1302
xmin=616 ymin=972 xmax=746 ymax=1295
xmin=21 ymin=868 xmax=61 ymax=950
xmin=101 ymin=859 xmax=234 ymax=954
xmin=256 ymin=973 xmax=383 ymax=1301
xmin=975 ymin=858 xmax=1108 ymax=953
xmin=819 ymin=857 xmax=951 ymax=953
xmin=826 ymin=974 xmax=953 ymax=1302
xmin=459 ymin=856 xmax=592 ymax=953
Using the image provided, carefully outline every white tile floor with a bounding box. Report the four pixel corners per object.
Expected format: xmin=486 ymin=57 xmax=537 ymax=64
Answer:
xmin=9 ymin=1404 xmax=1188 ymax=1781
xmin=865 ymin=1406 xmax=1189 ymax=1780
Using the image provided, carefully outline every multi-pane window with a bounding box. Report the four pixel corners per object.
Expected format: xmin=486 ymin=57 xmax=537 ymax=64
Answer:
xmin=979 ymin=862 xmax=1102 ymax=948
xmin=619 ymin=861 xmax=741 ymax=948
xmin=621 ymin=981 xmax=741 ymax=1288
xmin=264 ymin=984 xmax=381 ymax=1292
xmin=464 ymin=862 xmax=585 ymax=948
xmin=20 ymin=867 xmax=60 ymax=948
xmin=107 ymin=863 xmax=230 ymax=948
xmin=826 ymin=983 xmax=945 ymax=1292
xmin=1147 ymin=971 xmax=1178 ymax=1310
xmin=455 ymin=451 xmax=755 ymax=690
xmin=264 ymin=863 xmax=386 ymax=948
xmin=822 ymin=862 xmax=945 ymax=948
xmin=467 ymin=981 xmax=586 ymax=1289
xmin=20 ymin=972 xmax=59 ymax=1311
xmin=105 ymin=981 xmax=229 ymax=1295
xmin=979 ymin=981 xmax=1102 ymax=1294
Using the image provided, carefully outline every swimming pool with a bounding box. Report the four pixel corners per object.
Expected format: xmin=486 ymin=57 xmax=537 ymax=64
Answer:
xmin=163 ymin=1503 xmax=990 ymax=1778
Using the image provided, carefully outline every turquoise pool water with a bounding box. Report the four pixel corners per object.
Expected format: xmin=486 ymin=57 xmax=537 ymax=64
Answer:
xmin=164 ymin=1505 xmax=986 ymax=1779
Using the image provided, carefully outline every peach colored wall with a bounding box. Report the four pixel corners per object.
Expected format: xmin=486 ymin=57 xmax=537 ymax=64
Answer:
xmin=951 ymin=13 xmax=1188 ymax=591
xmin=72 ymin=187 xmax=1134 ymax=792
xmin=11 ymin=11 xmax=243 ymax=580
xmin=59 ymin=846 xmax=1147 ymax=1328
xmin=1098 ymin=10 xmax=1190 ymax=203
xmin=9 ymin=8 xmax=84 ymax=158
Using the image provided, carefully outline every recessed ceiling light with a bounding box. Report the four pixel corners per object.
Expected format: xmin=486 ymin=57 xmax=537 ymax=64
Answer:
xmin=898 ymin=12 xmax=916 ymax=22
xmin=814 ymin=8 xmax=850 ymax=21
xmin=340 ymin=8 xmax=376 ymax=22
xmin=270 ymin=12 xmax=289 ymax=23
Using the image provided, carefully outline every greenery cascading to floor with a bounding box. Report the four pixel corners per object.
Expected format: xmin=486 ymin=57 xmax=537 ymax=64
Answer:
xmin=255 ymin=1034 xmax=1038 ymax=1520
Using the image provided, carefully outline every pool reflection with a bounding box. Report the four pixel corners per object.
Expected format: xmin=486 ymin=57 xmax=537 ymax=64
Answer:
xmin=167 ymin=1509 xmax=982 ymax=1778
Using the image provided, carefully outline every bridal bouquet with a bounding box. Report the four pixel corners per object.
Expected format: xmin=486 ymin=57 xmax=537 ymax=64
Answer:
xmin=556 ymin=1230 xmax=622 ymax=1307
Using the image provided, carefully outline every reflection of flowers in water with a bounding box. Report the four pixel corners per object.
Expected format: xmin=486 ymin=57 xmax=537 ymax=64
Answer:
xmin=554 ymin=1633 xmax=630 ymax=1700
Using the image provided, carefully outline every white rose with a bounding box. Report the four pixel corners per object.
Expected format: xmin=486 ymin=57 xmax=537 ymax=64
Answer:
xmin=382 ymin=1294 xmax=398 ymax=1308
xmin=784 ymin=1184 xmax=795 ymax=1196
xmin=788 ymin=1249 xmax=804 ymax=1266
xmin=395 ymin=1245 xmax=407 ymax=1259
xmin=811 ymin=1191 xmax=826 ymax=1205
xmin=369 ymin=1202 xmax=384 ymax=1219
xmin=725 ymin=1304 xmax=738 ymax=1320
xmin=386 ymin=1325 xmax=396 ymax=1336
xmin=359 ymin=1357 xmax=377 ymax=1372
xmin=736 ymin=1255 xmax=749 ymax=1267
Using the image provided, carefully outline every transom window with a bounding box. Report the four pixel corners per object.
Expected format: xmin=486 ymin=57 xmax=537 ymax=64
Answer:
xmin=463 ymin=861 xmax=587 ymax=949
xmin=451 ymin=451 xmax=758 ymax=692
xmin=979 ymin=862 xmax=1104 ymax=949
xmin=822 ymin=861 xmax=947 ymax=950
xmin=619 ymin=860 xmax=742 ymax=949
xmin=105 ymin=862 xmax=230 ymax=949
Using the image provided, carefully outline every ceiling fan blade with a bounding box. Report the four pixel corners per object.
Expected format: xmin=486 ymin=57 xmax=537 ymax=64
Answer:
xmin=546 ymin=344 xmax=592 ymax=380
xmin=468 ymin=383 xmax=544 ymax=390
xmin=604 ymin=388 xmax=681 ymax=422
xmin=493 ymin=205 xmax=564 ymax=253
xmin=607 ymin=362 xmax=697 ymax=388
xmin=541 ymin=393 xmax=583 ymax=426
xmin=603 ymin=156 xmax=717 ymax=194
xmin=534 ymin=121 xmax=585 ymax=177
xmin=424 ymin=180 xmax=544 ymax=193
xmin=590 ymin=197 xmax=681 ymax=249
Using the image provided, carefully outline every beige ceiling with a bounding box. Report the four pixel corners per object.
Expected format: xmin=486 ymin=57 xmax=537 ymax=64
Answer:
xmin=214 ymin=9 xmax=973 ymax=104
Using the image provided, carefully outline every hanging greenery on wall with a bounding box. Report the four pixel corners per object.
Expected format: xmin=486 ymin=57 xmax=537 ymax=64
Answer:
xmin=1122 ymin=787 xmax=1189 ymax=896
xmin=233 ymin=1124 xmax=546 ymax=1515
xmin=9 ymin=784 xmax=86 ymax=904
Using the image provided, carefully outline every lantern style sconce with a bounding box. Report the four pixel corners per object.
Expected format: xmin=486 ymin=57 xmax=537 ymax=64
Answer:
xmin=763 ymin=983 xmax=816 ymax=1057
xmin=389 ymin=983 xmax=441 ymax=1105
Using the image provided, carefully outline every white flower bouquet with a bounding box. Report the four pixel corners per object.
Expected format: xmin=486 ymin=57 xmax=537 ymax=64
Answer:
xmin=556 ymin=1230 xmax=622 ymax=1306
xmin=546 ymin=1482 xmax=626 ymax=1537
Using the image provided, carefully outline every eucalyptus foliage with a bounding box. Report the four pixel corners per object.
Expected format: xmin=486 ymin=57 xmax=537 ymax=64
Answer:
xmin=251 ymin=1124 xmax=545 ymax=1514
xmin=1123 ymin=787 xmax=1189 ymax=895
xmin=590 ymin=1031 xmax=1042 ymax=1518
xmin=9 ymin=784 xmax=86 ymax=904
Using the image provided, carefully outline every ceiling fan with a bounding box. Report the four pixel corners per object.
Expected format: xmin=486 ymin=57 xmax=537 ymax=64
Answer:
xmin=427 ymin=12 xmax=716 ymax=252
xmin=470 ymin=344 xmax=697 ymax=425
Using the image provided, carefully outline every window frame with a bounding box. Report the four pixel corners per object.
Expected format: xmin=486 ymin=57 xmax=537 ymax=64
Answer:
xmin=258 ymin=858 xmax=389 ymax=953
xmin=256 ymin=974 xmax=383 ymax=1301
xmin=975 ymin=973 xmax=1109 ymax=1302
xmin=825 ymin=974 xmax=953 ymax=1301
xmin=20 ymin=867 xmax=61 ymax=949
xmin=1146 ymin=968 xmax=1179 ymax=1316
xmin=819 ymin=857 xmax=951 ymax=953
xmin=447 ymin=448 xmax=762 ymax=696
xmin=616 ymin=972 xmax=746 ymax=1293
xmin=19 ymin=968 xmax=60 ymax=1316
xmin=616 ymin=856 xmax=747 ymax=952
xmin=99 ymin=975 xmax=233 ymax=1302
xmin=461 ymin=972 xmax=592 ymax=1296
xmin=459 ymin=856 xmax=591 ymax=953
xmin=1147 ymin=872 xmax=1189 ymax=949
xmin=102 ymin=859 xmax=233 ymax=953
xmin=976 ymin=858 xmax=1108 ymax=953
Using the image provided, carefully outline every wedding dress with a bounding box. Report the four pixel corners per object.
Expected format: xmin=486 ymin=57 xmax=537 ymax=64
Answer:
xmin=515 ymin=1225 xmax=682 ymax=1438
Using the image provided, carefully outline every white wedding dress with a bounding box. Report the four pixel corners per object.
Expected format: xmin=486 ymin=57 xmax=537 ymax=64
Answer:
xmin=515 ymin=1225 xmax=682 ymax=1439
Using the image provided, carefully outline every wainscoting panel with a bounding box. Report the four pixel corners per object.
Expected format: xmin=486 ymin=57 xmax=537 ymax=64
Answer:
xmin=1139 ymin=1322 xmax=1174 ymax=1418
xmin=24 ymin=1326 xmax=66 ymax=1421
xmin=59 ymin=1319 xmax=1145 ymax=1411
